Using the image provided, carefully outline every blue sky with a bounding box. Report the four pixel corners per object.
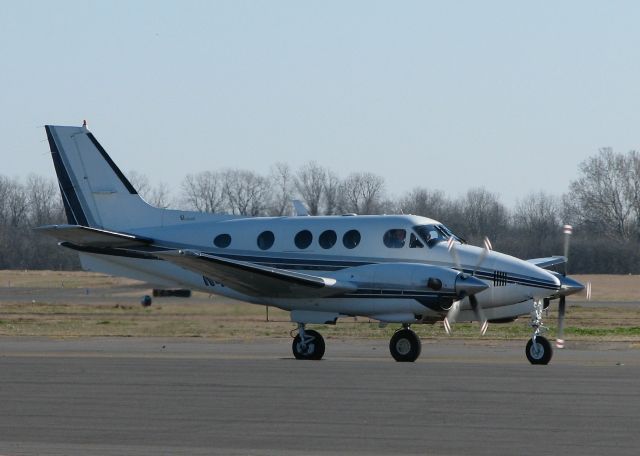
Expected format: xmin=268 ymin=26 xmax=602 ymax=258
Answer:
xmin=2 ymin=1 xmax=639 ymax=206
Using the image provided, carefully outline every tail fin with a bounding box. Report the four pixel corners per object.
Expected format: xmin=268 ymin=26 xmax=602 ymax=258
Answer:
xmin=45 ymin=125 xmax=164 ymax=230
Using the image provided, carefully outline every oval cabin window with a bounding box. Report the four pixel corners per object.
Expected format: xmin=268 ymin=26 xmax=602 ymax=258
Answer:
xmin=257 ymin=231 xmax=275 ymax=250
xmin=319 ymin=230 xmax=337 ymax=249
xmin=294 ymin=230 xmax=313 ymax=249
xmin=213 ymin=233 xmax=231 ymax=248
xmin=342 ymin=230 xmax=361 ymax=249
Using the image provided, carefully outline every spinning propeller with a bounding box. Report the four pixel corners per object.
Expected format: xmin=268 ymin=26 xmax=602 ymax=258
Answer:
xmin=556 ymin=225 xmax=572 ymax=348
xmin=555 ymin=224 xmax=590 ymax=348
xmin=444 ymin=236 xmax=492 ymax=336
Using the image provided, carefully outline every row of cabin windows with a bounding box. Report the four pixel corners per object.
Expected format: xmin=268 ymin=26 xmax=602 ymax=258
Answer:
xmin=213 ymin=228 xmax=423 ymax=250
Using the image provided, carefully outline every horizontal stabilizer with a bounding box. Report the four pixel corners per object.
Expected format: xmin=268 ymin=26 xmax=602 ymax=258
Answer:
xmin=526 ymin=256 xmax=566 ymax=270
xmin=157 ymin=250 xmax=357 ymax=298
xmin=35 ymin=224 xmax=153 ymax=248
xmin=292 ymin=200 xmax=310 ymax=216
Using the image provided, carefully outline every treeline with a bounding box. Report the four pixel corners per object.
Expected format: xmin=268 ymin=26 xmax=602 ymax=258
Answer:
xmin=0 ymin=175 xmax=79 ymax=270
xmin=2 ymin=148 xmax=640 ymax=273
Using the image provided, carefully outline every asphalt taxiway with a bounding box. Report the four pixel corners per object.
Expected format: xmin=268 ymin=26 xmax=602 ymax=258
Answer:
xmin=0 ymin=337 xmax=639 ymax=456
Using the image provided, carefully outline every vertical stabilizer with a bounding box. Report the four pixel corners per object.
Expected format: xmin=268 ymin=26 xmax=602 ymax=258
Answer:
xmin=45 ymin=125 xmax=164 ymax=230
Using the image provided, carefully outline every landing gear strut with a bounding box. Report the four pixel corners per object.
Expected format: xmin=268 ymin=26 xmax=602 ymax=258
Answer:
xmin=526 ymin=299 xmax=553 ymax=365
xmin=292 ymin=323 xmax=325 ymax=360
xmin=389 ymin=325 xmax=421 ymax=362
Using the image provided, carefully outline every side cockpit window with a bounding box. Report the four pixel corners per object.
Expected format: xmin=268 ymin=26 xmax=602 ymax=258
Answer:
xmin=414 ymin=224 xmax=462 ymax=248
xmin=383 ymin=229 xmax=406 ymax=248
xmin=409 ymin=233 xmax=423 ymax=248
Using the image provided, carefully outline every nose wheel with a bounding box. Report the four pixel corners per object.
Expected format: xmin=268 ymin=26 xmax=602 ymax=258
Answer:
xmin=526 ymin=336 xmax=552 ymax=364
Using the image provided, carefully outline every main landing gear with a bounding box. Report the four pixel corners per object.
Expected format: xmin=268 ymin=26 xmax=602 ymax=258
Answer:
xmin=526 ymin=298 xmax=553 ymax=365
xmin=389 ymin=325 xmax=421 ymax=362
xmin=291 ymin=323 xmax=423 ymax=362
xmin=292 ymin=323 xmax=325 ymax=360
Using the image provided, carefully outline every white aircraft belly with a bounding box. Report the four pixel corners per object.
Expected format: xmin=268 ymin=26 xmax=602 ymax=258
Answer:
xmin=263 ymin=296 xmax=437 ymax=317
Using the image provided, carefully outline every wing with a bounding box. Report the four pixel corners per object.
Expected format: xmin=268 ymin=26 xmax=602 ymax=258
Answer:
xmin=37 ymin=224 xmax=355 ymax=298
xmin=156 ymin=249 xmax=357 ymax=298
xmin=35 ymin=224 xmax=154 ymax=248
xmin=527 ymin=256 xmax=566 ymax=269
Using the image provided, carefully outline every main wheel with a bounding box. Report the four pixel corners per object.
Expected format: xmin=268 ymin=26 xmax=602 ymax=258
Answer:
xmin=526 ymin=336 xmax=553 ymax=365
xmin=292 ymin=329 xmax=325 ymax=360
xmin=389 ymin=329 xmax=421 ymax=362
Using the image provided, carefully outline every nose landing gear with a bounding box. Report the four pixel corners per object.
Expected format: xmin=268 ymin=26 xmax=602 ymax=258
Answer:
xmin=527 ymin=299 xmax=553 ymax=365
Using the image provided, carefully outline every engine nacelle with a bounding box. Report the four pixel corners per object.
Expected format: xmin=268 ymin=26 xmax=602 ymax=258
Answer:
xmin=330 ymin=262 xmax=488 ymax=313
xmin=331 ymin=262 xmax=458 ymax=294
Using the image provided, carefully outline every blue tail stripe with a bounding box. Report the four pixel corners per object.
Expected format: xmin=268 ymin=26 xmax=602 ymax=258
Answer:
xmin=45 ymin=126 xmax=89 ymax=226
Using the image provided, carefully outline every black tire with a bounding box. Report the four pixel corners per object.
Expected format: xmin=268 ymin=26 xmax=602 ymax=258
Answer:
xmin=526 ymin=336 xmax=553 ymax=365
xmin=389 ymin=329 xmax=421 ymax=362
xmin=292 ymin=329 xmax=325 ymax=360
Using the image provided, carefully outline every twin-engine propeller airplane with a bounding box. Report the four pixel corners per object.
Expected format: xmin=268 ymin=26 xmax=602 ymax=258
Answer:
xmin=38 ymin=124 xmax=584 ymax=364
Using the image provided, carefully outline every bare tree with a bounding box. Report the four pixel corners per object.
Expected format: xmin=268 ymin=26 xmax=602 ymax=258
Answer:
xmin=323 ymin=170 xmax=341 ymax=215
xmin=568 ymin=148 xmax=638 ymax=239
xmin=147 ymin=182 xmax=173 ymax=209
xmin=127 ymin=170 xmax=150 ymax=196
xmin=338 ymin=172 xmax=386 ymax=215
xmin=295 ymin=162 xmax=327 ymax=216
xmin=128 ymin=171 xmax=174 ymax=209
xmin=0 ymin=177 xmax=29 ymax=227
xmin=223 ymin=169 xmax=270 ymax=216
xmin=268 ymin=162 xmax=295 ymax=216
xmin=456 ymin=187 xmax=508 ymax=242
xmin=0 ymin=174 xmax=78 ymax=270
xmin=181 ymin=171 xmax=227 ymax=213
xmin=26 ymin=174 xmax=62 ymax=226
xmin=513 ymin=192 xmax=560 ymax=238
xmin=399 ymin=187 xmax=450 ymax=221
xmin=507 ymin=191 xmax=563 ymax=258
xmin=0 ymin=176 xmax=14 ymax=225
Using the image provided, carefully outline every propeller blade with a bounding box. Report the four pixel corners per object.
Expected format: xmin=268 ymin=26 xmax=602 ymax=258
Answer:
xmin=562 ymin=224 xmax=573 ymax=276
xmin=444 ymin=300 xmax=460 ymax=335
xmin=586 ymin=281 xmax=592 ymax=301
xmin=556 ymin=296 xmax=566 ymax=348
xmin=447 ymin=237 xmax=462 ymax=271
xmin=472 ymin=236 xmax=492 ymax=275
xmin=469 ymin=295 xmax=488 ymax=336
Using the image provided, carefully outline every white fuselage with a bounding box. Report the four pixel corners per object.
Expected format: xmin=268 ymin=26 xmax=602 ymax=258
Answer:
xmin=78 ymin=213 xmax=560 ymax=323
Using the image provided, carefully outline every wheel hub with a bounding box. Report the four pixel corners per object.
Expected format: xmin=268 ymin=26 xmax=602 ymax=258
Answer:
xmin=297 ymin=339 xmax=315 ymax=355
xmin=529 ymin=342 xmax=544 ymax=359
xmin=395 ymin=338 xmax=411 ymax=356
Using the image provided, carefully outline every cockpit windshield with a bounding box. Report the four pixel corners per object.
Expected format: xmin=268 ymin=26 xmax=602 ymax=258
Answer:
xmin=413 ymin=224 xmax=463 ymax=247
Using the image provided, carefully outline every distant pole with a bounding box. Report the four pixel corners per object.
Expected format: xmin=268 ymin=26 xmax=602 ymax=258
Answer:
xmin=266 ymin=305 xmax=269 ymax=322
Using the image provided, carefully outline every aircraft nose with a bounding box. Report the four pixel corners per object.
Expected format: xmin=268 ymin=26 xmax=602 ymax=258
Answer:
xmin=455 ymin=274 xmax=489 ymax=297
xmin=558 ymin=275 xmax=584 ymax=296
